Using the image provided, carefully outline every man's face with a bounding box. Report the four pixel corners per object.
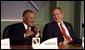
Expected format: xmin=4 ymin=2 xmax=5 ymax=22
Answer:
xmin=53 ymin=9 xmax=64 ymax=23
xmin=23 ymin=12 xmax=35 ymax=26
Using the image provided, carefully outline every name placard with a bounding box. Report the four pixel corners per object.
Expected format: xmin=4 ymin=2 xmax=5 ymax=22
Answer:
xmin=32 ymin=37 xmax=40 ymax=49
xmin=32 ymin=37 xmax=58 ymax=49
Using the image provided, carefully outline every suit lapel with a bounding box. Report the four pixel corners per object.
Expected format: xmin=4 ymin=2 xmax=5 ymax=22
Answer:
xmin=64 ymin=23 xmax=70 ymax=31
xmin=63 ymin=22 xmax=72 ymax=37
xmin=51 ymin=21 xmax=64 ymax=38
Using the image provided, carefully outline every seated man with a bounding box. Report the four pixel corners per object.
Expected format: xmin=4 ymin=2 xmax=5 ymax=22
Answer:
xmin=3 ymin=10 xmax=40 ymax=45
xmin=42 ymin=7 xmax=81 ymax=45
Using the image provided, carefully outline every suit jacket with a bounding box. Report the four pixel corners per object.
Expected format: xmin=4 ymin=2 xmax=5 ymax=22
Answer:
xmin=3 ymin=22 xmax=39 ymax=45
xmin=42 ymin=21 xmax=81 ymax=44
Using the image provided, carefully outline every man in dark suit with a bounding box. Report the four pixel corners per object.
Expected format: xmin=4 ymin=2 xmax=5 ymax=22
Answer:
xmin=42 ymin=7 xmax=81 ymax=45
xmin=3 ymin=10 xmax=40 ymax=45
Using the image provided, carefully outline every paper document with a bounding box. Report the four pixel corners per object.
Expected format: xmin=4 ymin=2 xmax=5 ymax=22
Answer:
xmin=1 ymin=38 xmax=10 ymax=49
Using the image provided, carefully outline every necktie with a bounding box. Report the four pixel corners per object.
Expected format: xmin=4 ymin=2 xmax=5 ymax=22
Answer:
xmin=60 ymin=23 xmax=71 ymax=42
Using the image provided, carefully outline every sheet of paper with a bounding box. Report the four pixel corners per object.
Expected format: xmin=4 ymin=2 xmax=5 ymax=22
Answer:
xmin=82 ymin=37 xmax=84 ymax=49
xmin=32 ymin=37 xmax=58 ymax=49
xmin=1 ymin=38 xmax=11 ymax=49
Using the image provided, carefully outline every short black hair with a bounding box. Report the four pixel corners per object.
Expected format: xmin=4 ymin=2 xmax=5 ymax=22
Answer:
xmin=23 ymin=10 xmax=34 ymax=17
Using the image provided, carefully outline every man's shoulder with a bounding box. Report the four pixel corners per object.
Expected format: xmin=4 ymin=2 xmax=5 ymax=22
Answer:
xmin=45 ymin=21 xmax=55 ymax=25
xmin=4 ymin=22 xmax=23 ymax=30
xmin=63 ymin=21 xmax=72 ymax=26
xmin=44 ymin=22 xmax=53 ymax=26
xmin=44 ymin=21 xmax=56 ymax=28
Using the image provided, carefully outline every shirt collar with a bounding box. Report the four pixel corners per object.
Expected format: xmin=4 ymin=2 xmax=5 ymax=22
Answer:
xmin=23 ymin=22 xmax=28 ymax=30
xmin=58 ymin=21 xmax=64 ymax=25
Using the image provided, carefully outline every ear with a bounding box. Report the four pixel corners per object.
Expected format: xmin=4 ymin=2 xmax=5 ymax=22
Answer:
xmin=23 ymin=17 xmax=25 ymax=20
xmin=61 ymin=13 xmax=64 ymax=17
xmin=23 ymin=17 xmax=26 ymax=22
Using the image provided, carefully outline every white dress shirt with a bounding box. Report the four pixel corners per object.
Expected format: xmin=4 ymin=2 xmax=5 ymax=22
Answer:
xmin=23 ymin=22 xmax=28 ymax=30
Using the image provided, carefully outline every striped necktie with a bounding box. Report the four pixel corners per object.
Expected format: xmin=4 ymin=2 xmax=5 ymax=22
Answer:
xmin=60 ymin=23 xmax=71 ymax=42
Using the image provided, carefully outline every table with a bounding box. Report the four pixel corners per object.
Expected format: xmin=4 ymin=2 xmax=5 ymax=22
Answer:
xmin=58 ymin=44 xmax=82 ymax=49
xmin=11 ymin=45 xmax=32 ymax=49
xmin=11 ymin=44 xmax=82 ymax=49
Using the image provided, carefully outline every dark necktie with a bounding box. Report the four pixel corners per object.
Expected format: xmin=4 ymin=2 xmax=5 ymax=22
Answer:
xmin=60 ymin=23 xmax=71 ymax=42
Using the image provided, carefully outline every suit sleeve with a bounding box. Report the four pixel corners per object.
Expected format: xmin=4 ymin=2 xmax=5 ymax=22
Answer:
xmin=3 ymin=26 xmax=26 ymax=45
xmin=41 ymin=23 xmax=54 ymax=42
